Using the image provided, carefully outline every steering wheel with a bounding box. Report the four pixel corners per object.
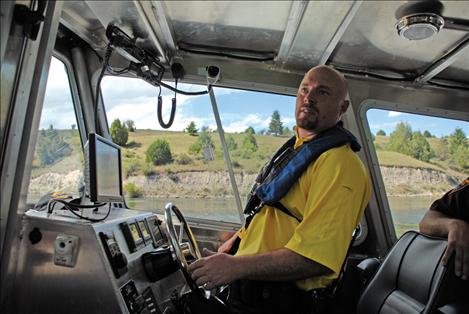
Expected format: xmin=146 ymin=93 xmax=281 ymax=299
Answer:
xmin=164 ymin=202 xmax=209 ymax=299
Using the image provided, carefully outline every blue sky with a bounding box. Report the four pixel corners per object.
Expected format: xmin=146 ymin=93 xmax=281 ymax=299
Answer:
xmin=367 ymin=109 xmax=468 ymax=137
xmin=42 ymin=57 xmax=467 ymax=138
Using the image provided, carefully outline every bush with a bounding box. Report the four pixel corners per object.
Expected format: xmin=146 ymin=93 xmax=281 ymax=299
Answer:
xmin=454 ymin=145 xmax=469 ymax=170
xmin=376 ymin=130 xmax=386 ymax=136
xmin=143 ymin=164 xmax=155 ymax=177
xmin=124 ymin=120 xmax=136 ymax=132
xmin=387 ymin=122 xmax=412 ymax=155
xmin=110 ymin=119 xmax=128 ymax=146
xmin=36 ymin=127 xmax=72 ymax=166
xmin=124 ymin=182 xmax=142 ymax=198
xmin=188 ymin=142 xmax=201 ymax=155
xmin=146 ymin=139 xmax=172 ymax=165
xmin=245 ymin=126 xmax=255 ymax=134
xmin=242 ymin=131 xmax=258 ymax=156
xmin=123 ymin=159 xmax=141 ymax=178
xmin=175 ymin=153 xmax=193 ymax=165
xmin=226 ymin=135 xmax=238 ymax=151
xmin=409 ymin=131 xmax=433 ymax=162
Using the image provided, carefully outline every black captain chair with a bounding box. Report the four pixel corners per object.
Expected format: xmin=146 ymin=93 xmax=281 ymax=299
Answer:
xmin=357 ymin=230 xmax=469 ymax=314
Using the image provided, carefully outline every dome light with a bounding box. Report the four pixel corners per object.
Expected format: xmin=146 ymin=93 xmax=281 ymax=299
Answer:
xmin=396 ymin=13 xmax=445 ymax=40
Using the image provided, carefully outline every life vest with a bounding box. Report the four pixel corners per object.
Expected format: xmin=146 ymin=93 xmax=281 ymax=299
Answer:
xmin=244 ymin=123 xmax=361 ymax=227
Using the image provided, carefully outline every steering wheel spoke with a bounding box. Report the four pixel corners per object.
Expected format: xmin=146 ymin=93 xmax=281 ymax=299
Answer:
xmin=178 ymin=221 xmax=185 ymax=243
xmin=164 ymin=202 xmax=208 ymax=299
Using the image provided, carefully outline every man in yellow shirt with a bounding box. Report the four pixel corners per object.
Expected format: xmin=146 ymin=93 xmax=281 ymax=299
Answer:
xmin=188 ymin=65 xmax=371 ymax=313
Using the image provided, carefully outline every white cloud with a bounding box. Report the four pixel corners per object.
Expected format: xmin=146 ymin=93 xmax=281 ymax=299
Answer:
xmin=388 ymin=111 xmax=403 ymax=117
xmin=106 ymin=94 xmax=199 ymax=130
xmin=223 ymin=114 xmax=268 ymax=133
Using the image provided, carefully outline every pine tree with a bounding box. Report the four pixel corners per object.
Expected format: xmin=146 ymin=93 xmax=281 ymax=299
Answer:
xmin=186 ymin=121 xmax=198 ymax=136
xmin=268 ymin=110 xmax=283 ymax=136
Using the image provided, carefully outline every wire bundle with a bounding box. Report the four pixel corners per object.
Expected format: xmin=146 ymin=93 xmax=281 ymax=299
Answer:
xmin=47 ymin=199 xmax=111 ymax=222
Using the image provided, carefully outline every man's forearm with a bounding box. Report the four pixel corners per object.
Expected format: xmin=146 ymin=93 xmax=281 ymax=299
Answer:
xmin=419 ymin=210 xmax=459 ymax=236
xmin=235 ymin=248 xmax=331 ymax=281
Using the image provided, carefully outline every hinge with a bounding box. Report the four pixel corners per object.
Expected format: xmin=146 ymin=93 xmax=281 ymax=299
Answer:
xmin=13 ymin=1 xmax=47 ymax=41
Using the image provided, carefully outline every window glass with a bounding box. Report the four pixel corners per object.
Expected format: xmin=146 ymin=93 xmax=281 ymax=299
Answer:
xmin=101 ymin=76 xmax=295 ymax=223
xmin=27 ymin=57 xmax=83 ymax=204
xmin=367 ymin=108 xmax=468 ymax=236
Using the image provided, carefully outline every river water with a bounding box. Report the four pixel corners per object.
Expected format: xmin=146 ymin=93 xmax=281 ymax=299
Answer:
xmin=127 ymin=195 xmax=437 ymax=235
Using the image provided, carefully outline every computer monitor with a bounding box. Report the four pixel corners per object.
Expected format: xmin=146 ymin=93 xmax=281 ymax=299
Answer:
xmin=84 ymin=133 xmax=124 ymax=203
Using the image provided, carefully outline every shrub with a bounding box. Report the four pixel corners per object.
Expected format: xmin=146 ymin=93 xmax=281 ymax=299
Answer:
xmin=188 ymin=142 xmax=201 ymax=155
xmin=454 ymin=145 xmax=469 ymax=170
xmin=226 ymin=135 xmax=238 ymax=151
xmin=146 ymin=139 xmax=172 ymax=165
xmin=124 ymin=182 xmax=142 ymax=198
xmin=124 ymin=120 xmax=136 ymax=132
xmin=242 ymin=131 xmax=258 ymax=156
xmin=110 ymin=119 xmax=128 ymax=146
xmin=143 ymin=164 xmax=155 ymax=177
xmin=245 ymin=126 xmax=255 ymax=134
xmin=36 ymin=126 xmax=72 ymax=166
xmin=376 ymin=130 xmax=386 ymax=136
xmin=123 ymin=159 xmax=141 ymax=178
xmin=175 ymin=153 xmax=193 ymax=165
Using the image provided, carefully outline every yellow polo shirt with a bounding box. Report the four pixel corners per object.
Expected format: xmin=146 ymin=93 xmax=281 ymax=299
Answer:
xmin=235 ymin=132 xmax=371 ymax=291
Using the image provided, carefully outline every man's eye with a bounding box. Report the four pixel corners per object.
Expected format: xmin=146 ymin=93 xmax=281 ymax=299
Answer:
xmin=318 ymin=90 xmax=329 ymax=96
xmin=301 ymin=88 xmax=308 ymax=94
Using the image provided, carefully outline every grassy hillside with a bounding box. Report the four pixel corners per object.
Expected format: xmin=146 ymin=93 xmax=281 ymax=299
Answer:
xmin=122 ymin=130 xmax=287 ymax=175
xmin=29 ymin=130 xmax=465 ymax=183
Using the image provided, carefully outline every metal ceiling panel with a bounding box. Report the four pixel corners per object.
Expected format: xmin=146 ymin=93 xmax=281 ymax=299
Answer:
xmin=60 ymin=1 xmax=107 ymax=49
xmin=163 ymin=1 xmax=291 ymax=51
xmin=331 ymin=1 xmax=468 ymax=78
xmin=284 ymin=1 xmax=356 ymax=69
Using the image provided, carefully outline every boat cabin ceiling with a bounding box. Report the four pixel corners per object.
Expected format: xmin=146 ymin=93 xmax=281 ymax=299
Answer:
xmin=58 ymin=0 xmax=469 ymax=91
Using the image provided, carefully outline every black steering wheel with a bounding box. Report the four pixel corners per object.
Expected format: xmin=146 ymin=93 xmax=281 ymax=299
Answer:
xmin=164 ymin=202 xmax=209 ymax=299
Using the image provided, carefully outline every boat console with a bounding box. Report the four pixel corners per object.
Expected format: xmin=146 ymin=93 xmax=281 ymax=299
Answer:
xmin=15 ymin=208 xmax=188 ymax=313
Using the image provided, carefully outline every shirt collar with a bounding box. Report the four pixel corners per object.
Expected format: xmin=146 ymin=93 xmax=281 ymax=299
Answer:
xmin=293 ymin=125 xmax=315 ymax=149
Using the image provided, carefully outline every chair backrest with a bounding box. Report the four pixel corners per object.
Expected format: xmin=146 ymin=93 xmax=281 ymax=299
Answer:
xmin=357 ymin=231 xmax=452 ymax=314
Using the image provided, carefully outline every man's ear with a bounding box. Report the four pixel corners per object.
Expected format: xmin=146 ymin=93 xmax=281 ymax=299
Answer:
xmin=340 ymin=100 xmax=350 ymax=115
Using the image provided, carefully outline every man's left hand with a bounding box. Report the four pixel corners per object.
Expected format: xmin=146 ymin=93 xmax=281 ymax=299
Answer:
xmin=188 ymin=248 xmax=241 ymax=289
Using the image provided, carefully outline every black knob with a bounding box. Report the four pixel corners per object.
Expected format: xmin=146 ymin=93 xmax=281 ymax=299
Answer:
xmin=142 ymin=248 xmax=178 ymax=282
xmin=114 ymin=252 xmax=128 ymax=269
xmin=29 ymin=228 xmax=42 ymax=245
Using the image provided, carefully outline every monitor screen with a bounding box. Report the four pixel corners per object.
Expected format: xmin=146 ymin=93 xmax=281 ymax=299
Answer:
xmin=85 ymin=133 xmax=123 ymax=203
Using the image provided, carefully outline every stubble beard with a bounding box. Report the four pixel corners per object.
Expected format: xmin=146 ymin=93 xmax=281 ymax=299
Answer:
xmin=296 ymin=107 xmax=319 ymax=131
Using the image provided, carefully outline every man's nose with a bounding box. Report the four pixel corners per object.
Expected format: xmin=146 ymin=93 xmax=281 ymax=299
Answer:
xmin=305 ymin=91 xmax=315 ymax=103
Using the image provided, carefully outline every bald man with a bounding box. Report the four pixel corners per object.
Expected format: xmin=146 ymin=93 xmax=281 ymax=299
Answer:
xmin=189 ymin=66 xmax=371 ymax=313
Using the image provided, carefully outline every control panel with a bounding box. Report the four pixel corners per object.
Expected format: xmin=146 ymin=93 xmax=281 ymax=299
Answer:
xmin=99 ymin=231 xmax=128 ymax=278
xmin=120 ymin=216 xmax=165 ymax=253
xmin=121 ymin=280 xmax=161 ymax=314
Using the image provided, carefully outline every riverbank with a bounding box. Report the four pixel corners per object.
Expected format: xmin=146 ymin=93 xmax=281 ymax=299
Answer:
xmin=28 ymin=166 xmax=464 ymax=199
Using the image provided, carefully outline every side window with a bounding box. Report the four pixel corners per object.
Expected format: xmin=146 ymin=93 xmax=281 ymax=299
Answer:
xmin=27 ymin=57 xmax=83 ymax=204
xmin=366 ymin=108 xmax=468 ymax=236
xmin=101 ymin=76 xmax=295 ymax=223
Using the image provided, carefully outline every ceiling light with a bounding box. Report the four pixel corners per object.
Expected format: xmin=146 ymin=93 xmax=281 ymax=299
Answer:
xmin=396 ymin=13 xmax=445 ymax=40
